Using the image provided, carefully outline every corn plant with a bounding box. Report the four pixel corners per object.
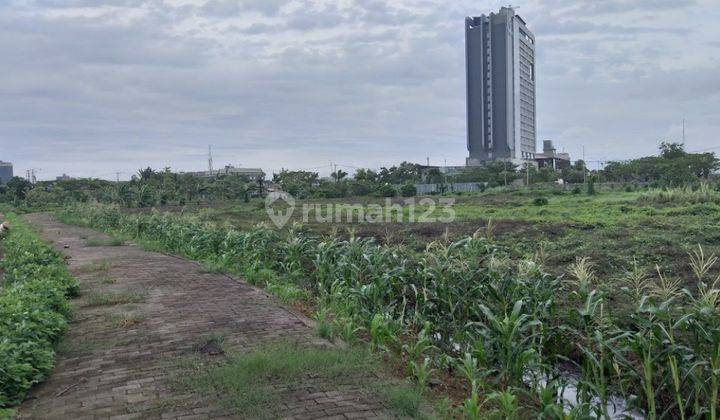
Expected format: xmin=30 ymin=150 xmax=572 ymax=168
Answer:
xmin=409 ymin=357 xmax=434 ymax=391
xmin=460 ymin=380 xmax=483 ymax=420
xmin=476 ymin=300 xmax=542 ymax=388
xmin=333 ymin=317 xmax=363 ymax=345
xmin=369 ymin=313 xmax=398 ymax=352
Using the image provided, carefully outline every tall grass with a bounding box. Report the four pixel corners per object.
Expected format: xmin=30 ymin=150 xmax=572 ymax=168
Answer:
xmin=640 ymin=183 xmax=720 ymax=205
xmin=58 ymin=203 xmax=720 ymax=418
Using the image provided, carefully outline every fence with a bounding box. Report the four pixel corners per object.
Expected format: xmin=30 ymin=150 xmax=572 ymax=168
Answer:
xmin=413 ymin=182 xmax=487 ymax=195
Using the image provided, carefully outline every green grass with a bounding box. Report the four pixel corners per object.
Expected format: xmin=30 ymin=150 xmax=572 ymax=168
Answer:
xmin=98 ymin=275 xmax=116 ymax=284
xmin=265 ymin=281 xmax=310 ymax=304
xmin=199 ymin=259 xmax=229 ymax=274
xmin=86 ymin=236 xmax=124 ymax=247
xmin=381 ymin=384 xmax=424 ymax=418
xmin=104 ymin=312 xmax=145 ymax=328
xmin=76 ymin=260 xmax=112 ymax=273
xmin=171 ymin=340 xmax=429 ymax=419
xmin=85 ymin=291 xmax=146 ymax=307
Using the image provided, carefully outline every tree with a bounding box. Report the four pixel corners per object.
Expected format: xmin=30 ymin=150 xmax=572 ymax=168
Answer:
xmin=331 ymin=169 xmax=348 ymax=183
xmin=273 ymin=170 xmax=319 ymax=198
xmin=659 ymin=142 xmax=686 ymax=160
xmin=354 ymin=169 xmax=378 ymax=183
xmin=400 ymin=183 xmax=417 ymax=197
xmin=4 ymin=177 xmax=33 ymax=201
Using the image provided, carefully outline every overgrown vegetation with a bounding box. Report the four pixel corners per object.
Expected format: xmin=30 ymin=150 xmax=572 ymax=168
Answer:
xmin=0 ymin=215 xmax=78 ymax=409
xmin=1 ymin=143 xmax=716 ymax=209
xmin=604 ymin=142 xmax=719 ymax=186
xmin=59 ymin=202 xmax=720 ymax=417
xmin=85 ymin=236 xmax=124 ymax=247
xmin=84 ymin=291 xmax=146 ymax=307
xmin=171 ymin=340 xmax=426 ymax=419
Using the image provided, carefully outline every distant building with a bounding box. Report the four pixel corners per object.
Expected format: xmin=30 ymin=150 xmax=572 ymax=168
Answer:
xmin=417 ymin=165 xmax=466 ymax=183
xmin=535 ymin=140 xmax=570 ymax=170
xmin=466 ymin=7 xmax=537 ymax=166
xmin=0 ymin=161 xmax=13 ymax=184
xmin=184 ymin=165 xmax=265 ymax=182
xmin=56 ymin=173 xmax=73 ymax=181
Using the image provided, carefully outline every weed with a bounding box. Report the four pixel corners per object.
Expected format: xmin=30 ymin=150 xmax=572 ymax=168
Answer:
xmin=265 ymin=281 xmax=309 ymax=304
xmin=314 ymin=307 xmax=333 ymax=339
xmin=533 ymin=197 xmax=549 ymax=206
xmin=85 ymin=291 xmax=146 ymax=307
xmin=199 ymin=260 xmax=226 ymax=274
xmin=170 ymin=341 xmax=414 ymax=418
xmin=98 ymin=275 xmax=116 ymax=284
xmin=76 ymin=260 xmax=112 ymax=273
xmin=333 ymin=317 xmax=364 ymax=345
xmin=86 ymin=236 xmax=124 ymax=247
xmin=380 ymin=384 xmax=423 ymax=418
xmin=105 ymin=312 xmax=145 ymax=328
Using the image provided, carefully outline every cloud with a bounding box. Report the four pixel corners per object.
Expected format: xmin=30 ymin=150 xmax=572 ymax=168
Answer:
xmin=0 ymin=0 xmax=717 ymax=180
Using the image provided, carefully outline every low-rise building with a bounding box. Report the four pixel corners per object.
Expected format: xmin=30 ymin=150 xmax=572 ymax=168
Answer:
xmin=183 ymin=165 xmax=265 ymax=182
xmin=0 ymin=161 xmax=13 ymax=184
xmin=534 ymin=140 xmax=571 ymax=170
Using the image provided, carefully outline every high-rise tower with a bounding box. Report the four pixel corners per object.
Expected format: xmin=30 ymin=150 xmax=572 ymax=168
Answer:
xmin=466 ymin=7 xmax=537 ymax=165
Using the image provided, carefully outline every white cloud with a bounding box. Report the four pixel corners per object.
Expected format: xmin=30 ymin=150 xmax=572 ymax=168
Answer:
xmin=0 ymin=0 xmax=718 ymax=179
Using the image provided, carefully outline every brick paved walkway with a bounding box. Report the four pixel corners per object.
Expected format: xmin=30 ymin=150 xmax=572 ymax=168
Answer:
xmin=17 ymin=214 xmax=397 ymax=419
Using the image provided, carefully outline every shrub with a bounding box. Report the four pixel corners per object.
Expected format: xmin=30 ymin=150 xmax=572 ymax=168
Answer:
xmin=0 ymin=215 xmax=78 ymax=407
xmin=374 ymin=183 xmax=397 ymax=198
xmin=533 ymin=197 xmax=549 ymax=206
xmin=639 ymin=184 xmax=720 ymax=205
xmin=586 ymin=178 xmax=596 ymax=195
xmin=400 ymin=183 xmax=417 ymax=198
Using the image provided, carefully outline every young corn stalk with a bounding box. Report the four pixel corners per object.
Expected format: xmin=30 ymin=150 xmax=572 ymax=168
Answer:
xmin=685 ymin=245 xmax=720 ymax=420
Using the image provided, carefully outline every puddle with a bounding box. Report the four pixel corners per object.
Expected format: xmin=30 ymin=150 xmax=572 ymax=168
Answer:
xmin=434 ymin=333 xmax=644 ymax=419
xmin=525 ymin=371 xmax=644 ymax=419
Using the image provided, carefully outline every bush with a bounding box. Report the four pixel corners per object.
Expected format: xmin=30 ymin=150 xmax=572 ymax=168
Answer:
xmin=0 ymin=215 xmax=78 ymax=407
xmin=374 ymin=184 xmax=397 ymax=198
xmin=533 ymin=197 xmax=549 ymax=206
xmin=400 ymin=184 xmax=417 ymax=198
xmin=639 ymin=184 xmax=720 ymax=205
xmin=586 ymin=179 xmax=596 ymax=195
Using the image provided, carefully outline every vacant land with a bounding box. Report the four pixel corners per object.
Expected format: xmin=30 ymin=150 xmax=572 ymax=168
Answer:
xmin=15 ymin=185 xmax=719 ymax=418
xmin=186 ymin=188 xmax=719 ymax=285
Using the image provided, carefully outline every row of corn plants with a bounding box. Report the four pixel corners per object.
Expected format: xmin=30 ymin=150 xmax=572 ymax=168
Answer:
xmin=0 ymin=215 xmax=78 ymax=411
xmin=58 ymin=203 xmax=720 ymax=419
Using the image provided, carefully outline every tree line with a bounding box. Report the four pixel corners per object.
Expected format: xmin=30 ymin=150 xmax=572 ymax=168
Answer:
xmin=1 ymin=143 xmax=716 ymax=206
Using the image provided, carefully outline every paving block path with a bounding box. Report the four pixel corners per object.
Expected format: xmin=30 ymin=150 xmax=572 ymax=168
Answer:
xmin=17 ymin=213 xmax=396 ymax=420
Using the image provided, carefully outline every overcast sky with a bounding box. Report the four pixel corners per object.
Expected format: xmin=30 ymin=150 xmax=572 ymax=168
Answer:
xmin=1 ymin=0 xmax=718 ymax=180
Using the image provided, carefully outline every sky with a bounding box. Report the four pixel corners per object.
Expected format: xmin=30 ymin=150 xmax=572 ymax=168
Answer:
xmin=1 ymin=0 xmax=718 ymax=180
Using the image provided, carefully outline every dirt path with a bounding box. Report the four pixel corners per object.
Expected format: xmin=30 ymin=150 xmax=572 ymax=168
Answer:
xmin=18 ymin=214 xmax=395 ymax=419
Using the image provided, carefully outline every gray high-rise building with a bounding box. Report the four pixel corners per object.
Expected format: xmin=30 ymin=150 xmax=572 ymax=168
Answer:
xmin=466 ymin=7 xmax=537 ymax=166
xmin=0 ymin=161 xmax=12 ymax=184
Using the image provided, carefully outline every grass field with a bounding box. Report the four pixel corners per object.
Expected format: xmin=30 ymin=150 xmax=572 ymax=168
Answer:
xmin=187 ymin=188 xmax=719 ymax=285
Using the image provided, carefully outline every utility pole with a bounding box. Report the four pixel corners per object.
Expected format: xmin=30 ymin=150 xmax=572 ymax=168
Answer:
xmin=582 ymin=145 xmax=587 ymax=184
xmin=524 ymin=161 xmax=530 ymax=186
xmin=504 ymin=161 xmax=508 ymax=187
xmin=682 ymin=118 xmax=686 ymax=145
